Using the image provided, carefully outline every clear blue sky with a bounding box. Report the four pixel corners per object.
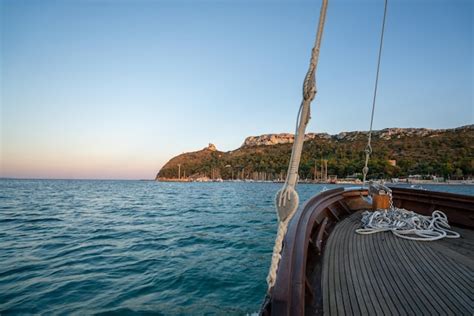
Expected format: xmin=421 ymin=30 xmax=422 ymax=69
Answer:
xmin=1 ymin=0 xmax=472 ymax=179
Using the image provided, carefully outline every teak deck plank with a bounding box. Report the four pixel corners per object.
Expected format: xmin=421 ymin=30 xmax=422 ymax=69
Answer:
xmin=322 ymin=212 xmax=474 ymax=315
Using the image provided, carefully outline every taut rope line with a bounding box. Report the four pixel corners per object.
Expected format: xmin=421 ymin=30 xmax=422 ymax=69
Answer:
xmin=363 ymin=0 xmax=388 ymax=184
xmin=267 ymin=0 xmax=328 ymax=292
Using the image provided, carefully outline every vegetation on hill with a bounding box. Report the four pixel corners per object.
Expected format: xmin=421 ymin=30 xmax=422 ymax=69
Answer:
xmin=156 ymin=126 xmax=474 ymax=181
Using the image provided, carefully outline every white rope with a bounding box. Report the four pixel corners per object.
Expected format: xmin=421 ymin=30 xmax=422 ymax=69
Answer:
xmin=357 ymin=186 xmax=460 ymax=241
xmin=284 ymin=0 xmax=328 ymax=189
xmin=266 ymin=221 xmax=288 ymax=289
xmin=355 ymin=208 xmax=460 ymax=241
xmin=267 ymin=0 xmax=328 ymax=293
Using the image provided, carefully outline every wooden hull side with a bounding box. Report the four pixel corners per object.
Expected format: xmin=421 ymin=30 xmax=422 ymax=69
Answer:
xmin=261 ymin=187 xmax=474 ymax=316
xmin=263 ymin=188 xmax=369 ymax=315
xmin=391 ymin=187 xmax=474 ymax=228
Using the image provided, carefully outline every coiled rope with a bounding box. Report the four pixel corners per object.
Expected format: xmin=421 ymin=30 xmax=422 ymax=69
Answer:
xmin=356 ymin=187 xmax=460 ymax=241
xmin=356 ymin=208 xmax=460 ymax=241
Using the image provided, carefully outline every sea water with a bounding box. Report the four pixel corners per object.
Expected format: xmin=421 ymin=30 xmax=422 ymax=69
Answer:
xmin=1 ymin=180 xmax=473 ymax=314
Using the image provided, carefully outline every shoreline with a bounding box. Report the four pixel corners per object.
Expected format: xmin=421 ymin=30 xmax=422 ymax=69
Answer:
xmin=156 ymin=178 xmax=474 ymax=185
xmin=1 ymin=178 xmax=472 ymax=185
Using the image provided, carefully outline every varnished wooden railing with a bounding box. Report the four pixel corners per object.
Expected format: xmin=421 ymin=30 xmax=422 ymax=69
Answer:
xmin=391 ymin=187 xmax=474 ymax=229
xmin=269 ymin=188 xmax=360 ymax=315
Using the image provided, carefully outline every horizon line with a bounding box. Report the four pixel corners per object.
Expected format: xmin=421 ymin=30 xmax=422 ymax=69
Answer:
xmin=0 ymin=177 xmax=154 ymax=181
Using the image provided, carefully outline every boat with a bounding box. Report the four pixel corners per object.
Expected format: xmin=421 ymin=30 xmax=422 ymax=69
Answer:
xmin=260 ymin=186 xmax=473 ymax=314
xmin=260 ymin=0 xmax=474 ymax=314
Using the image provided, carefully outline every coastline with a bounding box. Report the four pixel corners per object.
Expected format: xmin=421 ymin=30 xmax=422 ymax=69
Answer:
xmin=155 ymin=178 xmax=473 ymax=185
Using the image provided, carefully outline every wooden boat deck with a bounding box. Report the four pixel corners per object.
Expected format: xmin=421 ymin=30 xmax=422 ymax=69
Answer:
xmin=322 ymin=212 xmax=474 ymax=315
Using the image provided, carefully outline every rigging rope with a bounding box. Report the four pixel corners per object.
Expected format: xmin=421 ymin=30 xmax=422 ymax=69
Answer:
xmin=267 ymin=0 xmax=328 ymax=292
xmin=363 ymin=0 xmax=388 ymax=184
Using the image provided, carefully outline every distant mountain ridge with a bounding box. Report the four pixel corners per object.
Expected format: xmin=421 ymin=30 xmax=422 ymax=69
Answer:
xmin=241 ymin=125 xmax=473 ymax=147
xmin=156 ymin=125 xmax=474 ymax=181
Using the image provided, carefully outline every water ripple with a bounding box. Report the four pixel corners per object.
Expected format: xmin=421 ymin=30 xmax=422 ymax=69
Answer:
xmin=0 ymin=179 xmax=472 ymax=314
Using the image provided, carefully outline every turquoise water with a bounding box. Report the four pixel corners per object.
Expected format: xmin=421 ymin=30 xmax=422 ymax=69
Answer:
xmin=1 ymin=180 xmax=473 ymax=314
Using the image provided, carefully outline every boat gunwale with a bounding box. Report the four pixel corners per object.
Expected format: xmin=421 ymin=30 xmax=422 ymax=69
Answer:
xmin=269 ymin=187 xmax=355 ymax=315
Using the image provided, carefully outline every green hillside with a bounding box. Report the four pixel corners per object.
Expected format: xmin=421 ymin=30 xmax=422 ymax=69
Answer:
xmin=156 ymin=126 xmax=473 ymax=181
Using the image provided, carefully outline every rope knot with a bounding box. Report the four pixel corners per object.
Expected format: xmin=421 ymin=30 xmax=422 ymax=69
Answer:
xmin=362 ymin=166 xmax=369 ymax=175
xmin=303 ymin=70 xmax=316 ymax=101
xmin=364 ymin=144 xmax=373 ymax=155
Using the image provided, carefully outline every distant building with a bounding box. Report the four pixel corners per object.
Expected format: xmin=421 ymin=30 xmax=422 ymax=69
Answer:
xmin=346 ymin=173 xmax=362 ymax=179
xmin=431 ymin=175 xmax=444 ymax=182
xmin=207 ymin=143 xmax=217 ymax=151
xmin=388 ymin=159 xmax=396 ymax=166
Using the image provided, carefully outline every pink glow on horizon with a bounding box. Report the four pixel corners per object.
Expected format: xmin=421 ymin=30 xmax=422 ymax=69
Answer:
xmin=1 ymin=153 xmax=165 ymax=180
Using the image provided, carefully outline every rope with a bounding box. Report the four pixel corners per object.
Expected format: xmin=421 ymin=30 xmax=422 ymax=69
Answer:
xmin=355 ymin=208 xmax=460 ymax=241
xmin=286 ymin=0 xmax=328 ymax=188
xmin=266 ymin=221 xmax=288 ymax=289
xmin=356 ymin=184 xmax=460 ymax=241
xmin=362 ymin=0 xmax=388 ymax=184
xmin=267 ymin=0 xmax=328 ymax=293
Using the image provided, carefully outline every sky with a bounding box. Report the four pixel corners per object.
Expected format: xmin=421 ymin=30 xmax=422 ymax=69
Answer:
xmin=1 ymin=0 xmax=472 ymax=180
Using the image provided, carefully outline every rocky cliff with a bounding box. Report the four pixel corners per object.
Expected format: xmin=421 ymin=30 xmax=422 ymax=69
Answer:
xmin=241 ymin=126 xmax=471 ymax=147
